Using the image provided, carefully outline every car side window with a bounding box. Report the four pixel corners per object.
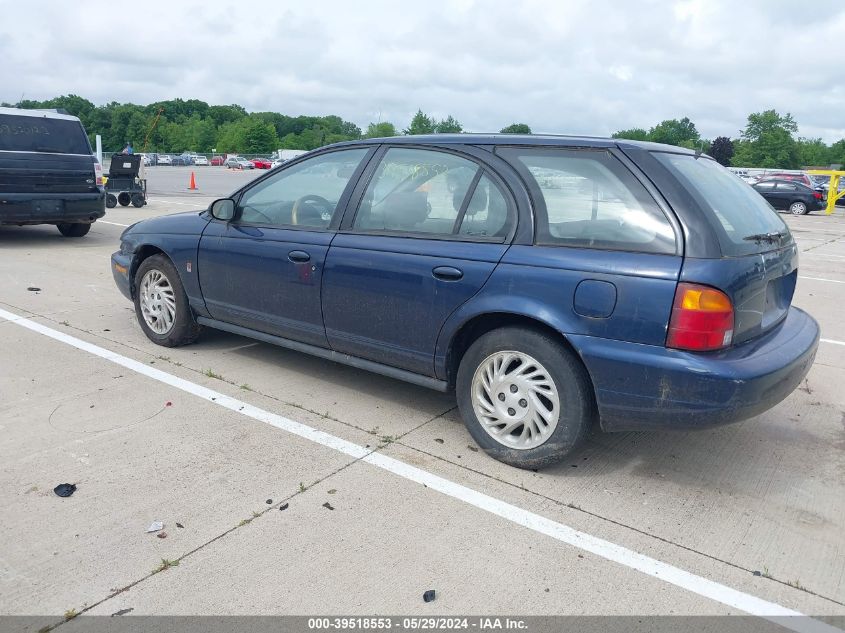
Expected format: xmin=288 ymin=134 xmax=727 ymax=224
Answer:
xmin=500 ymin=148 xmax=676 ymax=254
xmin=457 ymin=174 xmax=513 ymax=238
xmin=777 ymin=183 xmax=797 ymax=191
xmin=354 ymin=148 xmax=483 ymax=237
xmin=755 ymin=182 xmax=775 ymax=190
xmin=238 ymin=149 xmax=368 ymax=228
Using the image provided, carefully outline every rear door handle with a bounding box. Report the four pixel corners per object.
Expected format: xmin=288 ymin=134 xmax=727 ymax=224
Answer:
xmin=432 ymin=266 xmax=463 ymax=281
xmin=288 ymin=250 xmax=311 ymax=263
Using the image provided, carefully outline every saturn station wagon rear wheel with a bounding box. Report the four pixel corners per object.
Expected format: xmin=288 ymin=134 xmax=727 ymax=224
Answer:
xmin=456 ymin=326 xmax=593 ymax=469
xmin=133 ymin=254 xmax=201 ymax=347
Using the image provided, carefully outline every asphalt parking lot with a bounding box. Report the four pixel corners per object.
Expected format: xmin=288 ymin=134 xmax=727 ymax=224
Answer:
xmin=1 ymin=166 xmax=844 ymax=631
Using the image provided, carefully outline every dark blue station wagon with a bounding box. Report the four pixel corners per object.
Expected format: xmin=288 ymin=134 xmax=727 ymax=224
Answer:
xmin=112 ymin=135 xmax=819 ymax=468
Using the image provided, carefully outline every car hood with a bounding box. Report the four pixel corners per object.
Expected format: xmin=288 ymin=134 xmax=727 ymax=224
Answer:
xmin=122 ymin=210 xmax=210 ymax=237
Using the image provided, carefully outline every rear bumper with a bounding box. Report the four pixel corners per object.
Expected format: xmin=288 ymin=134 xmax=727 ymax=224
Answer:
xmin=571 ymin=307 xmax=819 ymax=431
xmin=111 ymin=251 xmax=133 ymax=301
xmin=0 ymin=192 xmax=105 ymax=225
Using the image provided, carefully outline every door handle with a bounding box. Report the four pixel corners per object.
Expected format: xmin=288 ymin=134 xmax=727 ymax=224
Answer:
xmin=432 ymin=266 xmax=463 ymax=281
xmin=288 ymin=250 xmax=311 ymax=263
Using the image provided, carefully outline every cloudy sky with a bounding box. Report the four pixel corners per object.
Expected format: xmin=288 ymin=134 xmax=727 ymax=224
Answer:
xmin=1 ymin=0 xmax=844 ymax=141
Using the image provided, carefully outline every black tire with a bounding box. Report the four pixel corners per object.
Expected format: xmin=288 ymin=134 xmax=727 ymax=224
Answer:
xmin=133 ymin=254 xmax=201 ymax=347
xmin=118 ymin=192 xmax=131 ymax=207
xmin=57 ymin=223 xmax=91 ymax=238
xmin=789 ymin=201 xmax=809 ymax=215
xmin=456 ymin=327 xmax=594 ymax=469
xmin=131 ymin=193 xmax=145 ymax=208
xmin=106 ymin=194 xmax=118 ymax=208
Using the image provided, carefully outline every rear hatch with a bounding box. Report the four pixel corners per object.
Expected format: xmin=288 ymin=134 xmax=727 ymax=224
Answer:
xmin=651 ymin=152 xmax=797 ymax=345
xmin=0 ymin=112 xmax=97 ymax=196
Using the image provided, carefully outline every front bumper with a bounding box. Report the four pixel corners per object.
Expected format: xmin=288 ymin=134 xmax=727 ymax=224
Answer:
xmin=571 ymin=307 xmax=819 ymax=431
xmin=111 ymin=251 xmax=133 ymax=301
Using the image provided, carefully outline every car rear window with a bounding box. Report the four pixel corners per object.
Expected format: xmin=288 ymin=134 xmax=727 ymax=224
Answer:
xmin=0 ymin=113 xmax=91 ymax=154
xmin=654 ymin=152 xmax=790 ymax=256
xmin=499 ymin=147 xmax=676 ymax=254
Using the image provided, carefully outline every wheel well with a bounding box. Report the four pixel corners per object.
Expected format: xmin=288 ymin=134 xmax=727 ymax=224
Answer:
xmin=446 ymin=313 xmax=595 ymax=397
xmin=129 ymin=245 xmax=166 ymax=297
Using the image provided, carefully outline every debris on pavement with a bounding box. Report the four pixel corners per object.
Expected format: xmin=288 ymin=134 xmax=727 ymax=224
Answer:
xmin=176 ymin=523 xmax=184 ymax=529
xmin=266 ymin=498 xmax=273 ymax=504
xmin=27 ymin=287 xmax=41 ymax=292
xmin=53 ymin=483 xmax=76 ymax=498
xmin=467 ymin=445 xmax=478 ymax=452
xmin=322 ymin=502 xmax=335 ymax=511
xmin=423 ymin=590 xmax=436 ymax=603
xmin=156 ymin=532 xmax=167 ymax=539
xmin=434 ymin=438 xmax=444 ymax=444
xmin=327 ymin=489 xmax=336 ymax=495
xmin=753 ymin=570 xmax=762 ymax=576
xmin=110 ymin=608 xmax=134 ymax=617
xmin=165 ymin=401 xmax=172 ymax=407
xmin=146 ymin=521 xmax=164 ymax=533
xmin=279 ymin=503 xmax=289 ymax=511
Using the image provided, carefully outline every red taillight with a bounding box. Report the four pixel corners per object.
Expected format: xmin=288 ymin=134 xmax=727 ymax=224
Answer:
xmin=814 ymin=192 xmax=823 ymax=200
xmin=94 ymin=162 xmax=104 ymax=186
xmin=666 ymin=283 xmax=734 ymax=351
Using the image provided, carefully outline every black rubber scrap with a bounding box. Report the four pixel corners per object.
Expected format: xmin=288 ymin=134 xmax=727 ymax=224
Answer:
xmin=279 ymin=503 xmax=289 ymax=511
xmin=27 ymin=287 xmax=41 ymax=292
xmin=423 ymin=589 xmax=436 ymax=603
xmin=266 ymin=499 xmax=273 ymax=505
xmin=176 ymin=522 xmax=184 ymax=529
xmin=53 ymin=483 xmax=76 ymax=498
xmin=322 ymin=502 xmax=335 ymax=511
xmin=110 ymin=608 xmax=133 ymax=617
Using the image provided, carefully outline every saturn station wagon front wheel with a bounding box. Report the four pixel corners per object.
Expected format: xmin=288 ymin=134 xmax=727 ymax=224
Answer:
xmin=133 ymin=254 xmax=201 ymax=347
xmin=456 ymin=326 xmax=594 ymax=469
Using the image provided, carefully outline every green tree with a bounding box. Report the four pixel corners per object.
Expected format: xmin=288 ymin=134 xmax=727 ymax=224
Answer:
xmin=733 ymin=110 xmax=800 ymax=168
xmin=611 ymin=128 xmax=650 ymax=141
xmin=500 ymin=123 xmax=531 ymax=134
xmin=648 ymin=117 xmax=699 ymax=146
xmin=404 ymin=110 xmax=435 ymax=135
xmin=830 ymin=139 xmax=845 ymax=167
xmin=434 ymin=115 xmax=462 ymax=133
xmin=365 ymin=122 xmax=397 ymax=138
xmin=796 ymin=138 xmax=832 ymax=167
xmin=708 ymin=136 xmax=734 ymax=166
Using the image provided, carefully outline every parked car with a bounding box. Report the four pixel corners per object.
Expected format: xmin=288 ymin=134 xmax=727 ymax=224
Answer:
xmin=225 ymin=156 xmax=254 ymax=170
xmin=157 ymin=154 xmax=173 ymax=165
xmin=756 ymin=172 xmax=819 ymax=191
xmin=171 ymin=155 xmax=190 ymax=166
xmin=0 ymin=106 xmax=104 ymax=237
xmin=271 ymin=157 xmax=285 ymax=169
xmin=193 ymin=155 xmax=209 ymax=166
xmin=211 ymin=155 xmax=225 ymax=166
xmin=251 ymin=157 xmax=273 ymax=169
xmin=752 ymin=179 xmax=825 ymax=215
xmin=111 ymin=135 xmax=818 ymax=469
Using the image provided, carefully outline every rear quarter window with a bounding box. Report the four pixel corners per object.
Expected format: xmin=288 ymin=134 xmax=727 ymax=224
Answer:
xmin=654 ymin=152 xmax=790 ymax=256
xmin=0 ymin=113 xmax=92 ymax=154
xmin=499 ymin=148 xmax=676 ymax=254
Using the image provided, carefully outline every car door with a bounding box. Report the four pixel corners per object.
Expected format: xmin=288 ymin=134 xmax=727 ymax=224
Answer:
xmin=197 ymin=147 xmax=373 ymax=347
xmin=753 ymin=181 xmax=779 ymax=208
xmin=322 ymin=146 xmax=516 ymax=375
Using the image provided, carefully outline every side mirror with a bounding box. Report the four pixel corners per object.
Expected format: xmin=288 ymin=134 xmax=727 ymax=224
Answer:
xmin=210 ymin=198 xmax=235 ymax=221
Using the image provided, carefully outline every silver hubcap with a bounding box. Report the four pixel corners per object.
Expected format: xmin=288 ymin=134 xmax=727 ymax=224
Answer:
xmin=471 ymin=351 xmax=560 ymax=450
xmin=139 ymin=269 xmax=176 ymax=335
xmin=791 ymin=203 xmax=805 ymax=214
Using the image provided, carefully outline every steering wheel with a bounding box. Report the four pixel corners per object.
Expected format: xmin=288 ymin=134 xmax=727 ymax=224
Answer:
xmin=291 ymin=195 xmax=333 ymax=225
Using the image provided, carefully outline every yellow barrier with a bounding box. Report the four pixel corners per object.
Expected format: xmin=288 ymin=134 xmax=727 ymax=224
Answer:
xmin=808 ymin=170 xmax=845 ymax=215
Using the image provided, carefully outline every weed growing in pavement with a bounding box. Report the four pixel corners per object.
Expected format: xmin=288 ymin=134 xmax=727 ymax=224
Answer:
xmin=204 ymin=369 xmax=224 ymax=380
xmin=153 ymin=559 xmax=179 ymax=573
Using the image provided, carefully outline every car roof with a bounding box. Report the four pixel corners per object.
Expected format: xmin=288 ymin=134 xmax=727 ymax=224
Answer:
xmin=324 ymin=133 xmax=698 ymax=154
xmin=756 ymin=179 xmax=811 ymax=188
xmin=0 ymin=106 xmax=82 ymax=122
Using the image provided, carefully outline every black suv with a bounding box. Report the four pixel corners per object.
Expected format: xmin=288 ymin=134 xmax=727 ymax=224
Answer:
xmin=0 ymin=107 xmax=105 ymax=237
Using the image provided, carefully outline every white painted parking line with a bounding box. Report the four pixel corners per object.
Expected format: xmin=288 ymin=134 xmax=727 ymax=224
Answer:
xmin=799 ymin=276 xmax=845 ymax=284
xmin=98 ymin=220 xmax=129 ymax=227
xmin=0 ymin=305 xmax=838 ymax=633
xmin=821 ymin=338 xmax=845 ymax=347
xmin=149 ymin=198 xmax=211 ymax=207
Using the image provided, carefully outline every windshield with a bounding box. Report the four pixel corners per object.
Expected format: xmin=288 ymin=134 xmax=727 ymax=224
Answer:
xmin=0 ymin=113 xmax=91 ymax=154
xmin=654 ymin=152 xmax=790 ymax=256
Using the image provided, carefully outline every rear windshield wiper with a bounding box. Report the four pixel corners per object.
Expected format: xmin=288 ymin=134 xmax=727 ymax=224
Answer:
xmin=743 ymin=231 xmax=786 ymax=244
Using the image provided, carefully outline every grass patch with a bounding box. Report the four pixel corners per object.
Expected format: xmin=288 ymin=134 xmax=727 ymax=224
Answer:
xmin=204 ymin=369 xmax=224 ymax=380
xmin=63 ymin=609 xmax=78 ymax=621
xmin=239 ymin=383 xmax=253 ymax=391
xmin=153 ymin=558 xmax=180 ymax=573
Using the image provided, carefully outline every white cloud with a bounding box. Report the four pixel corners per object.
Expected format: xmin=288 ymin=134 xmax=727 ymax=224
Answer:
xmin=0 ymin=0 xmax=843 ymax=141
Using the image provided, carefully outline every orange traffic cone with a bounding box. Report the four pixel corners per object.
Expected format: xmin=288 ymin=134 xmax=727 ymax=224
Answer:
xmin=188 ymin=171 xmax=198 ymax=190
